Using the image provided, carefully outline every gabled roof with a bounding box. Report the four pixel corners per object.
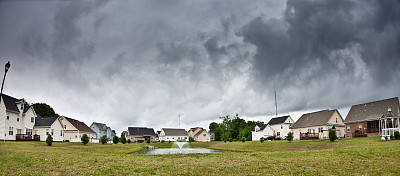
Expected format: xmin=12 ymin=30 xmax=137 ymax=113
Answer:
xmin=128 ymin=127 xmax=156 ymax=136
xmin=35 ymin=117 xmax=59 ymax=127
xmin=345 ymin=97 xmax=399 ymax=123
xmin=91 ymin=122 xmax=108 ymax=131
xmin=267 ymin=116 xmax=290 ymax=126
xmin=381 ymin=109 xmax=399 ymax=119
xmin=1 ymin=94 xmax=31 ymax=113
xmin=193 ymin=129 xmax=208 ymax=137
xmin=63 ymin=117 xmax=95 ymax=133
xmin=291 ymin=109 xmax=338 ymax=129
xmin=251 ymin=124 xmax=268 ymax=132
xmin=162 ymin=128 xmax=188 ymax=136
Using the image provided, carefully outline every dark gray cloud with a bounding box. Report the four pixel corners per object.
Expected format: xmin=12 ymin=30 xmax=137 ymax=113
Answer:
xmin=0 ymin=0 xmax=398 ymax=133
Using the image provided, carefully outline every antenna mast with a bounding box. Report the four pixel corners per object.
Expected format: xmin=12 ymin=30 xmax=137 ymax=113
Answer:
xmin=178 ymin=113 xmax=182 ymax=129
xmin=274 ymin=84 xmax=278 ymax=117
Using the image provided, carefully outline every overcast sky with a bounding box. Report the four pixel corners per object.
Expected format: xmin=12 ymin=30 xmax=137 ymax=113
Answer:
xmin=0 ymin=0 xmax=399 ymax=134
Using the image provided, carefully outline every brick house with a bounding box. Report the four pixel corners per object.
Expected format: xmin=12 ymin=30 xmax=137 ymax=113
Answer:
xmin=344 ymin=97 xmax=400 ymax=138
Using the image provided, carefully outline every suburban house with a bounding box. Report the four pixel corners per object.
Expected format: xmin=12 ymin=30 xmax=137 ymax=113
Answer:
xmin=187 ymin=127 xmax=211 ymax=142
xmin=291 ymin=109 xmax=345 ymax=140
xmin=34 ymin=116 xmax=64 ymax=142
xmin=159 ymin=128 xmax=189 ymax=142
xmin=60 ymin=116 xmax=96 ymax=142
xmin=252 ymin=115 xmax=294 ymax=141
xmin=90 ymin=122 xmax=115 ymax=140
xmin=126 ymin=127 xmax=157 ymax=142
xmin=344 ymin=97 xmax=399 ymax=138
xmin=0 ymin=94 xmax=38 ymax=141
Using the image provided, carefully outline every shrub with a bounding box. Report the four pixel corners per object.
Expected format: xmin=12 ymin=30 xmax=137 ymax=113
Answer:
xmin=113 ymin=136 xmax=119 ymax=144
xmin=394 ymin=131 xmax=400 ymax=140
xmin=241 ymin=137 xmax=246 ymax=142
xmin=229 ymin=138 xmax=233 ymax=142
xmin=390 ymin=134 xmax=394 ymax=140
xmin=329 ymin=130 xmax=337 ymax=142
xmin=81 ymin=134 xmax=89 ymax=145
xmin=46 ymin=134 xmax=53 ymax=146
xmin=287 ymin=132 xmax=294 ymax=143
xmin=168 ymin=140 xmax=171 ymax=143
xmin=146 ymin=138 xmax=150 ymax=144
xmin=385 ymin=136 xmax=388 ymax=141
xmin=127 ymin=139 xmax=131 ymax=143
xmin=260 ymin=137 xmax=264 ymax=143
xmin=189 ymin=137 xmax=195 ymax=143
xmin=100 ymin=135 xmax=108 ymax=144
xmin=120 ymin=135 xmax=126 ymax=144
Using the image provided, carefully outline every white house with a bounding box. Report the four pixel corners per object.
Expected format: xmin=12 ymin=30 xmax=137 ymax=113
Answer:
xmin=252 ymin=115 xmax=294 ymax=141
xmin=159 ymin=128 xmax=189 ymax=142
xmin=34 ymin=116 xmax=64 ymax=142
xmin=60 ymin=116 xmax=96 ymax=142
xmin=291 ymin=109 xmax=345 ymax=140
xmin=0 ymin=94 xmax=37 ymax=141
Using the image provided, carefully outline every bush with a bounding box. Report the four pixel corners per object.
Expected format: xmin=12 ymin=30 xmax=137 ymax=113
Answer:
xmin=229 ymin=138 xmax=233 ymax=142
xmin=127 ymin=139 xmax=131 ymax=143
xmin=260 ymin=137 xmax=264 ymax=143
xmin=120 ymin=135 xmax=126 ymax=144
xmin=394 ymin=131 xmax=400 ymax=140
xmin=146 ymin=138 xmax=150 ymax=144
xmin=329 ymin=130 xmax=337 ymax=142
xmin=241 ymin=137 xmax=246 ymax=142
xmin=168 ymin=140 xmax=171 ymax=143
xmin=189 ymin=137 xmax=195 ymax=143
xmin=81 ymin=134 xmax=89 ymax=145
xmin=287 ymin=132 xmax=294 ymax=143
xmin=46 ymin=134 xmax=53 ymax=146
xmin=390 ymin=134 xmax=394 ymax=140
xmin=100 ymin=135 xmax=108 ymax=144
xmin=113 ymin=136 xmax=119 ymax=144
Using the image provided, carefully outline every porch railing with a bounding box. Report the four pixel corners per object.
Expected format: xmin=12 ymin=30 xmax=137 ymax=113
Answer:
xmin=381 ymin=128 xmax=400 ymax=137
xmin=300 ymin=133 xmax=319 ymax=140
xmin=16 ymin=134 xmax=40 ymax=141
xmin=352 ymin=130 xmax=367 ymax=138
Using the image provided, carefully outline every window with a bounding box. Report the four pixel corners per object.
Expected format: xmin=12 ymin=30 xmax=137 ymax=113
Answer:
xmin=26 ymin=129 xmax=32 ymax=135
xmin=336 ymin=118 xmax=338 ymax=123
xmin=277 ymin=132 xmax=280 ymax=136
xmin=347 ymin=125 xmax=350 ymax=132
xmin=203 ymin=134 xmax=206 ymax=136
xmin=51 ymin=129 xmax=54 ymax=136
xmin=318 ymin=127 xmax=323 ymax=133
xmin=6 ymin=113 xmax=9 ymax=120
xmin=307 ymin=129 xmax=311 ymax=133
xmin=281 ymin=125 xmax=283 ymax=129
xmin=17 ymin=117 xmax=19 ymax=122
xmin=21 ymin=105 xmax=23 ymax=110
xmin=9 ymin=127 xmax=13 ymax=135
xmin=64 ymin=125 xmax=66 ymax=129
xmin=46 ymin=129 xmax=49 ymax=135
xmin=31 ymin=117 xmax=34 ymax=123
xmin=75 ymin=135 xmax=77 ymax=138
xmin=61 ymin=130 xmax=63 ymax=136
xmin=358 ymin=124 xmax=362 ymax=130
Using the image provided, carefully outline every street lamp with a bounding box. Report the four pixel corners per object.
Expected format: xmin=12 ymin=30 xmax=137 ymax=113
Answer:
xmin=1 ymin=61 xmax=10 ymax=141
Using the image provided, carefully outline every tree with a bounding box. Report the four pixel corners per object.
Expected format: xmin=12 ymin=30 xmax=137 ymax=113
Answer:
xmin=46 ymin=134 xmax=53 ymax=146
xmin=329 ymin=130 xmax=337 ymax=142
xmin=113 ymin=136 xmax=119 ymax=144
xmin=81 ymin=134 xmax=89 ymax=145
xmin=127 ymin=139 xmax=131 ymax=143
xmin=189 ymin=137 xmax=195 ymax=143
xmin=260 ymin=137 xmax=264 ymax=143
xmin=100 ymin=135 xmax=108 ymax=144
xmin=287 ymin=132 xmax=294 ymax=143
xmin=32 ymin=103 xmax=59 ymax=117
xmin=394 ymin=131 xmax=400 ymax=140
xmin=120 ymin=135 xmax=126 ymax=144
xmin=146 ymin=138 xmax=150 ymax=144
xmin=209 ymin=122 xmax=219 ymax=133
xmin=241 ymin=137 xmax=246 ymax=142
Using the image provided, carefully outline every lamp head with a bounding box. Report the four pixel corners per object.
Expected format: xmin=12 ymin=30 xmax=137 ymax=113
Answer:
xmin=5 ymin=61 xmax=10 ymax=73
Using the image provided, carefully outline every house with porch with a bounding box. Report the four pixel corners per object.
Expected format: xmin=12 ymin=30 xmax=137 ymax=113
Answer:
xmin=344 ymin=97 xmax=399 ymax=138
xmin=159 ymin=128 xmax=189 ymax=142
xmin=291 ymin=109 xmax=345 ymax=140
xmin=0 ymin=94 xmax=38 ymax=141
xmin=60 ymin=116 xmax=96 ymax=142
xmin=34 ymin=116 xmax=64 ymax=141
xmin=127 ymin=127 xmax=157 ymax=143
xmin=187 ymin=127 xmax=211 ymax=142
xmin=252 ymin=115 xmax=294 ymax=141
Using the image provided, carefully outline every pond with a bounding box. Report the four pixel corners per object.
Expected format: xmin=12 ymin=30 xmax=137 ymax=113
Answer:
xmin=135 ymin=148 xmax=222 ymax=155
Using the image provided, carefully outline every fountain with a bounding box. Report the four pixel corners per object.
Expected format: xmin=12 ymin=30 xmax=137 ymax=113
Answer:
xmin=135 ymin=141 xmax=222 ymax=155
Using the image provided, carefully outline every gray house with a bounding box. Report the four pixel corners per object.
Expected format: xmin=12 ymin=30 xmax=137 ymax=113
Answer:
xmin=90 ymin=122 xmax=115 ymax=140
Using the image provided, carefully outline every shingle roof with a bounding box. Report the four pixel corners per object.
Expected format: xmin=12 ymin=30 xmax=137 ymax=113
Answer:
xmin=291 ymin=109 xmax=338 ymax=129
xmin=267 ymin=116 xmax=290 ymax=126
xmin=251 ymin=124 xmax=268 ymax=132
xmin=64 ymin=117 xmax=95 ymax=133
xmin=193 ymin=129 xmax=207 ymax=137
xmin=1 ymin=94 xmax=31 ymax=113
xmin=128 ymin=127 xmax=156 ymax=136
xmin=344 ymin=97 xmax=399 ymax=123
xmin=35 ymin=117 xmax=58 ymax=127
xmin=162 ymin=128 xmax=189 ymax=136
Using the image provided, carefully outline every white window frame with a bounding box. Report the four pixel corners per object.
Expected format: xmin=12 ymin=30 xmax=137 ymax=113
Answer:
xmin=347 ymin=125 xmax=350 ymax=132
xmin=9 ymin=127 xmax=13 ymax=135
xmin=358 ymin=124 xmax=362 ymax=131
xmin=46 ymin=129 xmax=49 ymax=135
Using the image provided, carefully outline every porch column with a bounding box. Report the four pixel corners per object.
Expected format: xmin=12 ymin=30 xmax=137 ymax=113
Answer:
xmin=379 ymin=119 xmax=381 ymax=136
xmin=384 ymin=119 xmax=387 ymax=136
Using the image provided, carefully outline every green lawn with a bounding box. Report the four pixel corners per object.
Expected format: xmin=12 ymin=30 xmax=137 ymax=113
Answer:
xmin=0 ymin=138 xmax=399 ymax=175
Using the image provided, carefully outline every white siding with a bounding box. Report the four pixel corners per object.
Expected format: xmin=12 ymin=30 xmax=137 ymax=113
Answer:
xmin=252 ymin=125 xmax=275 ymax=141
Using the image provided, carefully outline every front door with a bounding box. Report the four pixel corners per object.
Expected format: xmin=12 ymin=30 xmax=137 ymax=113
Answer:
xmin=17 ymin=129 xmax=22 ymax=134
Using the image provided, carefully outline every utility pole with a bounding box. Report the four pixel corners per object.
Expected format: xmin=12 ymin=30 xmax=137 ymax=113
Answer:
xmin=178 ymin=113 xmax=182 ymax=129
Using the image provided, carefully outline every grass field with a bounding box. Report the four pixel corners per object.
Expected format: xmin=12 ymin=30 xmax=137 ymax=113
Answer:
xmin=0 ymin=137 xmax=399 ymax=175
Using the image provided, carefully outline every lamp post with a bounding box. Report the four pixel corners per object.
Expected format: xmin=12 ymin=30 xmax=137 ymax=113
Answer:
xmin=1 ymin=61 xmax=10 ymax=141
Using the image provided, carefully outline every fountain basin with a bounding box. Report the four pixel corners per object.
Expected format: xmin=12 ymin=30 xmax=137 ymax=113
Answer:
xmin=135 ymin=148 xmax=222 ymax=155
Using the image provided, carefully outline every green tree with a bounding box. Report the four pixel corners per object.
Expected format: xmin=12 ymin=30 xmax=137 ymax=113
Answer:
xmin=120 ymin=135 xmax=126 ymax=144
xmin=287 ymin=132 xmax=294 ymax=143
xmin=32 ymin=103 xmax=59 ymax=117
xmin=189 ymin=137 xmax=195 ymax=143
xmin=113 ymin=136 xmax=119 ymax=144
xmin=329 ymin=130 xmax=337 ymax=142
xmin=394 ymin=131 xmax=400 ymax=140
xmin=81 ymin=134 xmax=89 ymax=145
xmin=46 ymin=134 xmax=53 ymax=146
xmin=127 ymin=139 xmax=131 ymax=143
xmin=146 ymin=138 xmax=150 ymax=144
xmin=100 ymin=135 xmax=108 ymax=144
xmin=260 ymin=137 xmax=264 ymax=143
xmin=241 ymin=137 xmax=246 ymax=142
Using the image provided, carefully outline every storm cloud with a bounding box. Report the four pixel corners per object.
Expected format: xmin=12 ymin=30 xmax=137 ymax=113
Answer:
xmin=0 ymin=0 xmax=399 ymax=133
